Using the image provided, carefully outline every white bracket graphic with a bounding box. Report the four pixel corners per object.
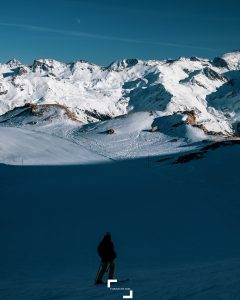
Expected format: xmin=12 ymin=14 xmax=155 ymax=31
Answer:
xmin=123 ymin=290 xmax=133 ymax=299
xmin=107 ymin=279 xmax=117 ymax=288
xmin=107 ymin=279 xmax=133 ymax=299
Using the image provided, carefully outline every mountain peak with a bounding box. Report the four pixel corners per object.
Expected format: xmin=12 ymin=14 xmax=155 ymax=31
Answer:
xmin=107 ymin=58 xmax=139 ymax=70
xmin=6 ymin=58 xmax=24 ymax=68
xmin=31 ymin=59 xmax=67 ymax=73
xmin=220 ymin=50 xmax=240 ymax=69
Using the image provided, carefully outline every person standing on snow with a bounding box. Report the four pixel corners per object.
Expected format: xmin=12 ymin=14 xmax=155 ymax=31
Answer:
xmin=95 ymin=232 xmax=117 ymax=284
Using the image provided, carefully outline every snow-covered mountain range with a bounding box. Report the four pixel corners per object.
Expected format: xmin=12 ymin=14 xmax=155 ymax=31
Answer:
xmin=1 ymin=51 xmax=240 ymax=133
xmin=0 ymin=51 xmax=240 ymax=165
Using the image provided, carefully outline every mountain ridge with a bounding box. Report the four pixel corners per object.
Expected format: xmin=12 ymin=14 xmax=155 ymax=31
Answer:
xmin=1 ymin=50 xmax=240 ymax=136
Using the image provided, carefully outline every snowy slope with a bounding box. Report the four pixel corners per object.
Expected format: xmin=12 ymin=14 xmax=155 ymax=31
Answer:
xmin=0 ymin=108 xmax=221 ymax=165
xmin=1 ymin=141 xmax=240 ymax=300
xmin=0 ymin=126 xmax=107 ymax=165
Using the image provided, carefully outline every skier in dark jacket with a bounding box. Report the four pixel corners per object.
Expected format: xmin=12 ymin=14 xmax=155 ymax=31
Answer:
xmin=95 ymin=232 xmax=117 ymax=284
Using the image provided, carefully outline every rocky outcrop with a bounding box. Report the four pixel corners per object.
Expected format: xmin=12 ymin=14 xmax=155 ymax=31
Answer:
xmin=185 ymin=110 xmax=196 ymax=125
xmin=0 ymin=83 xmax=8 ymax=95
xmin=83 ymin=109 xmax=112 ymax=122
xmin=0 ymin=90 xmax=8 ymax=95
xmin=203 ymin=67 xmax=226 ymax=81
xmin=32 ymin=60 xmax=52 ymax=72
xmin=106 ymin=128 xmax=115 ymax=134
xmin=212 ymin=57 xmax=229 ymax=68
xmin=0 ymin=103 xmax=80 ymax=125
xmin=174 ymin=139 xmax=240 ymax=164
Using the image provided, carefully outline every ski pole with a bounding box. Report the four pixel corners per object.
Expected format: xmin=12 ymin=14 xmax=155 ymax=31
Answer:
xmin=95 ymin=262 xmax=102 ymax=283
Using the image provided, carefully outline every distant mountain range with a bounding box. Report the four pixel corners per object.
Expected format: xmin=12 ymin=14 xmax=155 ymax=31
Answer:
xmin=0 ymin=51 xmax=240 ymax=136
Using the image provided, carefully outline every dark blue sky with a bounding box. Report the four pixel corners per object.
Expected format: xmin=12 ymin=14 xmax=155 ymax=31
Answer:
xmin=0 ymin=0 xmax=240 ymax=66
